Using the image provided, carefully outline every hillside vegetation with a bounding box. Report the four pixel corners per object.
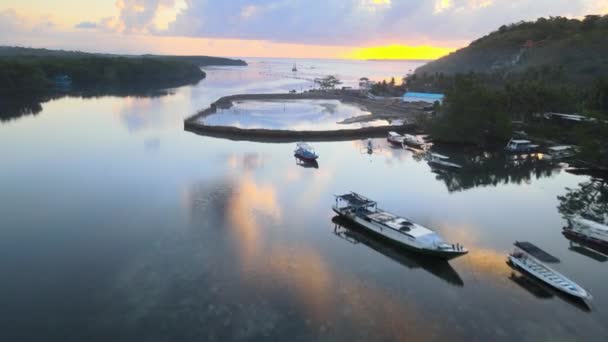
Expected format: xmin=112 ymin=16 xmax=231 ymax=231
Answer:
xmin=416 ymin=15 xmax=608 ymax=84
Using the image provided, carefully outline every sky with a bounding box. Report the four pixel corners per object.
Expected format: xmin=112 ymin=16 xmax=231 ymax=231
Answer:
xmin=0 ymin=0 xmax=607 ymax=59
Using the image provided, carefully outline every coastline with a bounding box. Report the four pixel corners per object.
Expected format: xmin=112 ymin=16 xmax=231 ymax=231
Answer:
xmin=184 ymin=91 xmax=427 ymax=142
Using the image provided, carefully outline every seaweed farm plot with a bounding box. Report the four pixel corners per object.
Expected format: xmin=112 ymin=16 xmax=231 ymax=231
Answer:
xmin=198 ymin=99 xmax=389 ymax=131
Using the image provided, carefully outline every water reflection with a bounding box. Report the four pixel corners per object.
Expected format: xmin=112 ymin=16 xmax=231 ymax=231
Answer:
xmin=428 ymin=148 xmax=563 ymax=193
xmin=1 ymin=87 xmax=172 ymax=124
xmin=0 ymin=95 xmax=44 ymax=122
xmin=558 ymin=178 xmax=608 ymax=224
xmin=332 ymin=216 xmax=464 ymax=287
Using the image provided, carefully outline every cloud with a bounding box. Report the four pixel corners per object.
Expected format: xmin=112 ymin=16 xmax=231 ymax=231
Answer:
xmin=154 ymin=0 xmax=604 ymax=46
xmin=75 ymin=21 xmax=97 ymax=29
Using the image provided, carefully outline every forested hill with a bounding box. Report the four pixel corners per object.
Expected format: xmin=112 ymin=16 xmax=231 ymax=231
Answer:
xmin=0 ymin=46 xmax=247 ymax=66
xmin=416 ymin=15 xmax=608 ymax=84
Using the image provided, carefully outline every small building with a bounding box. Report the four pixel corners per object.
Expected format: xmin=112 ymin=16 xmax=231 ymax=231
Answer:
xmin=402 ymin=92 xmax=444 ymax=104
xmin=52 ymin=75 xmax=72 ymax=89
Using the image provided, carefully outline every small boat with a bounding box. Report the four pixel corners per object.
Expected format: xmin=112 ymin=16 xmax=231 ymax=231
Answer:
xmin=544 ymin=145 xmax=579 ymax=160
xmin=294 ymin=142 xmax=318 ymax=162
xmin=507 ymin=243 xmax=591 ymax=300
xmin=332 ymin=192 xmax=468 ymax=259
xmin=505 ymin=138 xmax=539 ymax=153
xmin=292 ymin=63 xmax=298 ymax=72
xmin=387 ymin=131 xmax=405 ymax=146
xmin=425 ymin=152 xmax=462 ymax=170
xmin=403 ymin=134 xmax=426 ymax=149
xmin=563 ymin=217 xmax=608 ymax=250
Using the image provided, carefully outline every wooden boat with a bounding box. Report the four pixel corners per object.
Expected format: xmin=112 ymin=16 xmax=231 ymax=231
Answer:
xmin=507 ymin=242 xmax=591 ymax=300
xmin=294 ymin=142 xmax=318 ymax=162
xmin=505 ymin=138 xmax=539 ymax=153
xmin=332 ymin=192 xmax=468 ymax=259
xmin=425 ymin=152 xmax=462 ymax=170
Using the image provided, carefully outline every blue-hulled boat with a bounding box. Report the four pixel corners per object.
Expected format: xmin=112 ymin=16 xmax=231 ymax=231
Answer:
xmin=294 ymin=142 xmax=318 ymax=162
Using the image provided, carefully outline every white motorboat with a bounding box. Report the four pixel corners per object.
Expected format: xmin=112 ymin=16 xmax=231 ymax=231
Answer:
xmin=508 ymin=243 xmax=591 ymax=300
xmin=505 ymin=139 xmax=539 ymax=153
xmin=403 ymin=134 xmax=426 ymax=149
xmin=332 ymin=192 xmax=468 ymax=259
xmin=425 ymin=152 xmax=462 ymax=169
xmin=387 ymin=131 xmax=405 ymax=146
xmin=563 ymin=217 xmax=608 ymax=249
xmin=544 ymin=145 xmax=579 ymax=160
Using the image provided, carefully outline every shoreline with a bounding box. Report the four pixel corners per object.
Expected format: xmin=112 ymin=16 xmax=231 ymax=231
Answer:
xmin=184 ymin=91 xmax=427 ymax=142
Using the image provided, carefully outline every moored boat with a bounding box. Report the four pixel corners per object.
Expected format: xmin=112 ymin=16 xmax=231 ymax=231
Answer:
xmin=332 ymin=192 xmax=468 ymax=259
xmin=387 ymin=131 xmax=405 ymax=146
xmin=403 ymin=134 xmax=426 ymax=149
xmin=505 ymin=138 xmax=539 ymax=153
xmin=544 ymin=145 xmax=579 ymax=160
xmin=425 ymin=152 xmax=462 ymax=170
xmin=294 ymin=142 xmax=318 ymax=161
xmin=507 ymin=243 xmax=591 ymax=301
xmin=563 ymin=217 xmax=608 ymax=250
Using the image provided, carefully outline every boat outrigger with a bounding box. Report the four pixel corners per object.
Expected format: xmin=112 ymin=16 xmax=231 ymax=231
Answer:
xmin=332 ymin=192 xmax=468 ymax=259
xmin=507 ymin=242 xmax=591 ymax=301
xmin=294 ymin=142 xmax=318 ymax=162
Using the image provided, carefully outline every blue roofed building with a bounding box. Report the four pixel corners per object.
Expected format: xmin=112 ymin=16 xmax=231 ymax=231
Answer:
xmin=402 ymin=92 xmax=444 ymax=104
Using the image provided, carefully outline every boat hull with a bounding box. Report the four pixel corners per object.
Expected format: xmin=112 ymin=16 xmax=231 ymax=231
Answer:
xmin=332 ymin=208 xmax=467 ymax=260
xmin=563 ymin=229 xmax=608 ymax=253
xmin=294 ymin=153 xmax=318 ymax=162
xmin=507 ymin=256 xmax=591 ymax=300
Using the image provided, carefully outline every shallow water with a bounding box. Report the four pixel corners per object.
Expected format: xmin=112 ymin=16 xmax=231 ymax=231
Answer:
xmin=201 ymin=99 xmax=386 ymax=131
xmin=1 ymin=58 xmax=607 ymax=341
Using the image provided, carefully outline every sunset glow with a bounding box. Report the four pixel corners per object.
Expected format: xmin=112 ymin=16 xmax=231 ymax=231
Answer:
xmin=348 ymin=45 xmax=456 ymax=60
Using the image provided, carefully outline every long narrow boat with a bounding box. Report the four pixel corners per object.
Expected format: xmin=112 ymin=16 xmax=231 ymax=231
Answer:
xmin=426 ymin=152 xmax=462 ymax=170
xmin=332 ymin=192 xmax=468 ymax=259
xmin=507 ymin=243 xmax=591 ymax=301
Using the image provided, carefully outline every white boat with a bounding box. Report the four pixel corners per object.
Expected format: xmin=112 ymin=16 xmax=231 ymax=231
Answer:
xmin=508 ymin=244 xmax=591 ymax=300
xmin=544 ymin=145 xmax=579 ymax=160
xmin=505 ymin=139 xmax=539 ymax=153
xmin=332 ymin=193 xmax=468 ymax=259
xmin=387 ymin=131 xmax=405 ymax=146
xmin=563 ymin=217 xmax=608 ymax=249
xmin=403 ymin=134 xmax=426 ymax=149
xmin=425 ymin=152 xmax=462 ymax=169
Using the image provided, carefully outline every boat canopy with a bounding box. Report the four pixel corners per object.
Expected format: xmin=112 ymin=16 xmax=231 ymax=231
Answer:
xmin=296 ymin=142 xmax=314 ymax=151
xmin=335 ymin=192 xmax=377 ymax=209
xmin=572 ymin=217 xmax=608 ymax=232
xmin=388 ymin=131 xmax=401 ymax=137
xmin=514 ymin=241 xmax=561 ymax=263
xmin=509 ymin=139 xmax=532 ymax=144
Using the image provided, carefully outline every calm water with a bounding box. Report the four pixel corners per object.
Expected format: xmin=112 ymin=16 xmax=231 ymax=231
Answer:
xmin=1 ymin=58 xmax=607 ymax=341
xmin=201 ymin=99 xmax=385 ymax=131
